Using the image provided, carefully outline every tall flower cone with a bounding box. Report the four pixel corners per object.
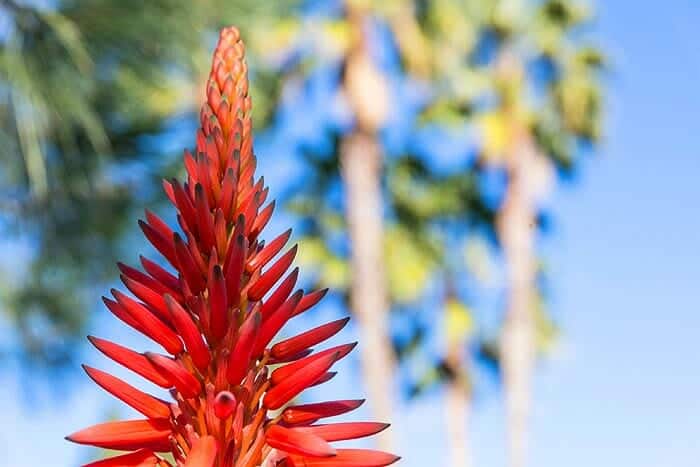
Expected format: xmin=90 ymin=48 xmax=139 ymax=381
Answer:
xmin=67 ymin=27 xmax=399 ymax=467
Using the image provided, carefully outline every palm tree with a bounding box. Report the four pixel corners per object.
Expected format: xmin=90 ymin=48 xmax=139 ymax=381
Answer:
xmin=249 ymin=2 xmax=490 ymax=458
xmin=473 ymin=3 xmax=604 ymax=466
xmin=385 ymin=2 xmax=603 ymax=466
xmin=339 ymin=3 xmax=397 ymax=450
xmin=249 ymin=3 xmax=401 ymax=450
xmin=249 ymin=3 xmax=483 ymax=452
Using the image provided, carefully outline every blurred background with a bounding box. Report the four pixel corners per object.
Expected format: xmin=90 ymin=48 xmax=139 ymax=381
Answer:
xmin=0 ymin=0 xmax=698 ymax=466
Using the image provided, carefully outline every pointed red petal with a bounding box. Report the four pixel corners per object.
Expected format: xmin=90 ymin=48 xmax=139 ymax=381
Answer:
xmin=248 ymin=245 xmax=297 ymax=301
xmin=139 ymin=220 xmax=177 ymax=267
xmin=145 ymin=210 xmax=174 ymax=245
xmin=295 ymin=422 xmax=390 ymax=442
xmin=146 ymin=353 xmax=201 ymax=399
xmin=162 ymin=179 xmax=176 ymax=204
xmin=270 ymin=343 xmax=357 ymax=386
xmin=258 ymin=186 xmax=269 ymax=207
xmin=183 ymin=225 xmax=208 ymax=276
xmin=208 ymin=264 xmax=228 ymax=340
xmin=271 ymin=317 xmax=350 ymax=360
xmin=66 ymin=419 xmax=171 ymax=452
xmin=264 ymin=351 xmax=339 ymax=410
xmin=238 ymin=180 xmax=262 ymax=220
xmin=293 ymin=289 xmax=329 ymax=317
xmin=227 ymin=311 xmax=260 ymax=385
xmin=113 ymin=289 xmax=183 ymax=355
xmin=103 ymin=296 xmax=147 ymax=333
xmin=88 ymin=336 xmax=171 ymax=388
xmin=310 ymin=371 xmax=337 ymax=388
xmin=239 ymin=153 xmax=257 ymax=189
xmin=81 ymin=449 xmax=159 ymax=467
xmin=184 ymin=149 xmax=199 ymax=185
xmin=281 ymin=400 xmax=365 ymax=426
xmin=171 ymin=179 xmax=198 ymax=235
xmin=219 ymin=168 xmax=238 ymax=221
xmin=268 ymin=348 xmax=313 ymax=365
xmin=194 ymin=183 xmax=216 ymax=252
xmin=140 ymin=256 xmax=180 ymax=292
xmin=254 ymin=290 xmax=303 ymax=356
xmin=288 ymin=449 xmax=400 ymax=467
xmin=121 ymin=275 xmax=172 ymax=325
xmin=250 ymin=200 xmax=275 ymax=238
xmin=197 ymin=149 xmax=217 ymax=206
xmin=174 ymin=233 xmax=206 ymax=295
xmin=190 ymin=295 xmax=209 ymax=335
xmin=83 ymin=365 xmax=171 ymax=419
xmin=265 ymin=424 xmax=335 ymax=458
xmin=214 ymin=209 xmax=227 ymax=258
xmin=240 ymin=192 xmax=260 ymax=238
xmin=247 ymin=228 xmax=291 ymax=272
xmin=118 ymin=262 xmax=176 ymax=300
xmin=223 ymin=233 xmax=247 ymax=306
xmin=260 ymin=268 xmax=299 ymax=319
xmin=165 ymin=294 xmax=211 ymax=372
xmin=184 ymin=435 xmax=218 ymax=467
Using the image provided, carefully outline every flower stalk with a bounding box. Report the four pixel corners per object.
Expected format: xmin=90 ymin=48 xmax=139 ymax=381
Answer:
xmin=67 ymin=26 xmax=399 ymax=467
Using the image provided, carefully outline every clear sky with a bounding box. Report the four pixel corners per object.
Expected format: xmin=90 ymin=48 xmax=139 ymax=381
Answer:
xmin=1 ymin=1 xmax=699 ymax=466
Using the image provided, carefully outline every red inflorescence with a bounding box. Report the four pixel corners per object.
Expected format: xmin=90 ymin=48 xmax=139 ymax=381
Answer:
xmin=65 ymin=26 xmax=399 ymax=467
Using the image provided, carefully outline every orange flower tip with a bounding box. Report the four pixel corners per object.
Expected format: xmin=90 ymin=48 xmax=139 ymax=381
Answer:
xmin=220 ymin=25 xmax=240 ymax=40
xmin=213 ymin=390 xmax=237 ymax=419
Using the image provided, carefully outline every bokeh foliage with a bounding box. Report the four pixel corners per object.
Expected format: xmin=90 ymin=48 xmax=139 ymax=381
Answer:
xmin=0 ymin=0 xmax=293 ymax=370
xmin=0 ymin=0 xmax=603 ymax=404
xmin=248 ymin=0 xmax=604 ymax=400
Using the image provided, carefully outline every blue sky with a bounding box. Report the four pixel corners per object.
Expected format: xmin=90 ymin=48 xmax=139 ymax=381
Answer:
xmin=2 ymin=1 xmax=700 ymax=466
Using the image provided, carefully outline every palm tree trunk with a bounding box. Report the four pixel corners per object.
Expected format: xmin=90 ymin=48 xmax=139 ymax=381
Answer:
xmin=338 ymin=5 xmax=395 ymax=451
xmin=497 ymin=134 xmax=538 ymax=467
xmin=445 ymin=341 xmax=472 ymax=467
xmin=340 ymin=132 xmax=395 ymax=450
